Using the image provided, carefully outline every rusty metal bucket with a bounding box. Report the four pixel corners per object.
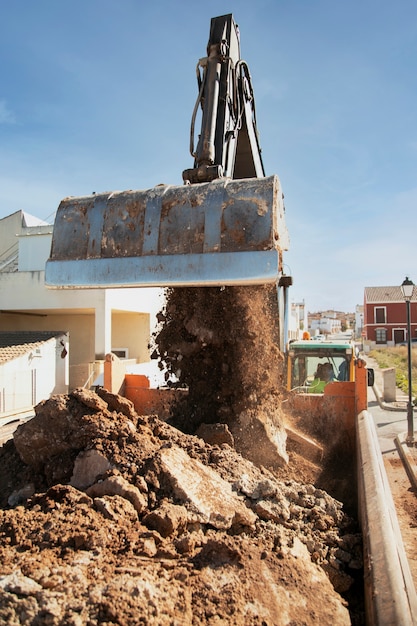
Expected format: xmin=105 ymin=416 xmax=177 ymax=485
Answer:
xmin=45 ymin=175 xmax=288 ymax=289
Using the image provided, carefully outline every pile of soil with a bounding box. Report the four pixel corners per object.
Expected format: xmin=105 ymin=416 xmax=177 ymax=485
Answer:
xmin=0 ymin=388 xmax=363 ymax=625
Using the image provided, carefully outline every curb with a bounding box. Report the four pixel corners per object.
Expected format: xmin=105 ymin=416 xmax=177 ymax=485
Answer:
xmin=358 ymin=411 xmax=417 ymax=624
xmin=395 ymin=432 xmax=417 ymax=492
xmin=372 ymin=383 xmax=407 ymax=412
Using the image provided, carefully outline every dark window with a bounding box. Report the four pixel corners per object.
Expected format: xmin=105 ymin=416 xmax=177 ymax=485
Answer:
xmin=375 ymin=328 xmax=387 ymax=344
xmin=375 ymin=307 xmax=386 ymax=324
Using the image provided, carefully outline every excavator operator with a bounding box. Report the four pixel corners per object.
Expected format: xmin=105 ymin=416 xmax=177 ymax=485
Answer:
xmin=308 ymin=362 xmax=335 ymax=393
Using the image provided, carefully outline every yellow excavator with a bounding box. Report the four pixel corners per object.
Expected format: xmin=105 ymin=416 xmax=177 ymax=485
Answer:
xmin=46 ymin=14 xmax=290 ymax=331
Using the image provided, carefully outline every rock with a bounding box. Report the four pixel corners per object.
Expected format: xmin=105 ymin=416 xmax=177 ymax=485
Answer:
xmin=71 ymin=388 xmax=109 ymax=412
xmin=233 ymin=473 xmax=279 ymax=499
xmin=230 ymin=403 xmax=289 ymax=468
xmin=135 ymin=535 xmax=158 ymax=557
xmin=70 ymin=449 xmax=113 ymax=489
xmin=86 ymin=475 xmax=148 ymax=514
xmin=154 ymin=445 xmax=257 ymax=530
xmin=12 ymin=391 xmax=138 ymax=476
xmin=143 ymin=500 xmax=188 ymax=537
xmin=195 ymin=423 xmax=234 ymax=447
xmin=96 ymin=387 xmax=138 ymax=420
xmin=13 ymin=395 xmax=74 ymax=469
xmin=254 ymin=498 xmax=291 ymax=523
xmin=7 ymin=483 xmax=36 ymax=507
xmin=0 ymin=570 xmax=42 ymax=595
xmin=94 ymin=494 xmax=139 ymax=522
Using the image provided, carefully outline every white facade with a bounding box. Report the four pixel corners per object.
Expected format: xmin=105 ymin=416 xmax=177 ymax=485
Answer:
xmin=310 ymin=316 xmax=342 ymax=335
xmin=289 ymin=300 xmax=308 ymax=340
xmin=0 ymin=211 xmax=165 ymax=390
xmin=0 ymin=333 xmax=68 ymax=421
xmin=355 ymin=305 xmax=364 ymax=339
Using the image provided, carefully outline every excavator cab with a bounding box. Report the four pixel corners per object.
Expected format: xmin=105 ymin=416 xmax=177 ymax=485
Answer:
xmin=45 ymin=14 xmax=289 ymax=292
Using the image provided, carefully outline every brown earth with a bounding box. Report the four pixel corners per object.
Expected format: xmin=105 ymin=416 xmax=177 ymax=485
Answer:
xmin=383 ymin=455 xmax=417 ymax=585
xmin=152 ymin=286 xmax=283 ymax=426
xmin=0 ymin=286 xmax=365 ymax=624
xmin=152 ymin=286 xmax=289 ymax=467
xmin=0 ymin=391 xmax=362 ymax=625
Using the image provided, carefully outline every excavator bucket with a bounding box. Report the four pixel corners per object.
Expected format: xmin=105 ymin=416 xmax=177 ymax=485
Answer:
xmin=45 ymin=174 xmax=288 ymax=289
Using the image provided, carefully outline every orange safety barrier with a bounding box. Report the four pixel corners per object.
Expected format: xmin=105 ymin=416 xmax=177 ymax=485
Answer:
xmin=124 ymin=374 xmax=185 ymax=421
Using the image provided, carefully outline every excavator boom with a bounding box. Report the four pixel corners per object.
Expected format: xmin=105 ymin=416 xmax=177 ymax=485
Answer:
xmin=182 ymin=14 xmax=265 ymax=184
xmin=46 ymin=14 xmax=288 ymax=290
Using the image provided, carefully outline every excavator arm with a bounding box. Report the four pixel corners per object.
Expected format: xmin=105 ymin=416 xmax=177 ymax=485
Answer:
xmin=183 ymin=14 xmax=265 ymax=184
xmin=45 ymin=14 xmax=289 ymax=293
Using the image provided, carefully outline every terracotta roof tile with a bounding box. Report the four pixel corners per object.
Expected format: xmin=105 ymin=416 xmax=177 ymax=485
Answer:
xmin=0 ymin=331 xmax=66 ymax=364
xmin=364 ymin=285 xmax=417 ymax=303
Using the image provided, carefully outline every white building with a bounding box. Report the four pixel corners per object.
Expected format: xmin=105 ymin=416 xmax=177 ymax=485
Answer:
xmin=0 ymin=330 xmax=69 ymax=422
xmin=310 ymin=312 xmax=342 ymax=336
xmin=0 ymin=210 xmax=164 ymax=391
xmin=355 ymin=304 xmax=364 ymax=339
xmin=289 ymin=300 xmax=308 ymax=341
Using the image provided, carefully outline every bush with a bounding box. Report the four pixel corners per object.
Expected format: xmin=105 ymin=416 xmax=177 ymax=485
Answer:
xmin=369 ymin=346 xmax=417 ymax=401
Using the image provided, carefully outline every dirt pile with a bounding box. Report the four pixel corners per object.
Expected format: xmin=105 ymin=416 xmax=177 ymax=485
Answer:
xmin=0 ymin=388 xmax=363 ymax=625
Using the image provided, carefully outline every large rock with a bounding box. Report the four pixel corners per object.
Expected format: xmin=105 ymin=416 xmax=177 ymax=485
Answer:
xmin=70 ymin=450 xmax=113 ymax=489
xmin=86 ymin=475 xmax=148 ymax=514
xmin=230 ymin=401 xmax=289 ymax=468
xmin=150 ymin=445 xmax=257 ymax=530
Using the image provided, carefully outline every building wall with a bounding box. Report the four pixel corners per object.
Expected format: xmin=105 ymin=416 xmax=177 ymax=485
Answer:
xmin=355 ymin=305 xmax=364 ymax=338
xmin=0 ymin=311 xmax=95 ymax=368
xmin=0 ymin=211 xmax=22 ymax=266
xmin=112 ymin=312 xmax=150 ymax=363
xmin=0 ymin=215 xmax=165 ymax=390
xmin=0 ymin=310 xmax=152 ymax=370
xmin=310 ymin=317 xmax=342 ymax=334
xmin=0 ymin=334 xmax=68 ymax=419
xmin=364 ymin=301 xmax=417 ymax=344
xmin=18 ymin=232 xmax=53 ymax=271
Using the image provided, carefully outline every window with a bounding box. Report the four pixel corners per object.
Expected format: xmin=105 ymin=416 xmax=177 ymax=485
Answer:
xmin=374 ymin=307 xmax=386 ymax=324
xmin=112 ymin=348 xmax=129 ymax=359
xmin=291 ymin=354 xmax=351 ymax=390
xmin=375 ymin=328 xmax=387 ymax=344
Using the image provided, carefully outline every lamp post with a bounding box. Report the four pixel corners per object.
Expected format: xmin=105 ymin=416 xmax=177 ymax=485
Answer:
xmin=401 ymin=277 xmax=415 ymax=443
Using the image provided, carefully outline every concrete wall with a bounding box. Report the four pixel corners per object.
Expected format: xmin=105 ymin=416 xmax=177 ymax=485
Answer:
xmin=18 ymin=232 xmax=53 ymax=271
xmin=0 ymin=311 xmax=95 ymax=370
xmin=112 ymin=312 xmax=150 ymax=363
xmin=0 ymin=211 xmax=22 ymax=266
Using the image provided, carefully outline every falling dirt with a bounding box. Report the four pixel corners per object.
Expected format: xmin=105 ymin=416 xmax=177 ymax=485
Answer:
xmin=153 ymin=286 xmax=283 ymax=429
xmin=0 ymin=286 xmax=365 ymax=624
xmin=152 ymin=286 xmax=290 ymax=468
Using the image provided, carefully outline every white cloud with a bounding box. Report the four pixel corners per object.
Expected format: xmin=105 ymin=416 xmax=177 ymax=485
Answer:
xmin=0 ymin=100 xmax=16 ymax=124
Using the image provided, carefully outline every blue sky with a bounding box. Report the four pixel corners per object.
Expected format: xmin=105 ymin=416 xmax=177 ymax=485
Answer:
xmin=1 ymin=0 xmax=416 ymax=312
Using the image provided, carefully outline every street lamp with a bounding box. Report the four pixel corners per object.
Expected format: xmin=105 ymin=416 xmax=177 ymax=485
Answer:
xmin=401 ymin=276 xmax=415 ymax=443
